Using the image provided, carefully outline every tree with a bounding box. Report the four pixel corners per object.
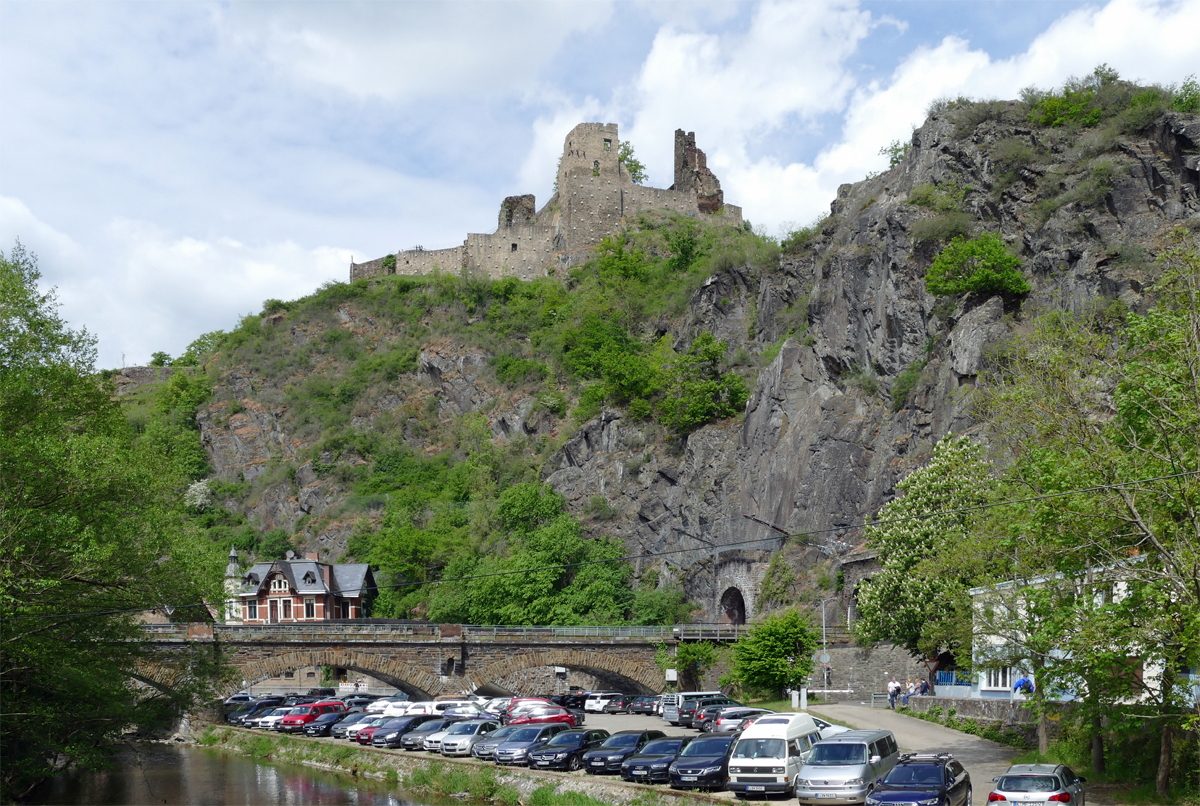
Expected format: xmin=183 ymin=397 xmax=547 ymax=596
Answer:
xmin=925 ymin=233 xmax=1029 ymax=297
xmin=976 ymin=227 xmax=1200 ymax=795
xmin=854 ymin=436 xmax=998 ymax=658
xmin=619 ymin=140 xmax=647 ymax=184
xmin=724 ymin=609 xmax=818 ymax=697
xmin=656 ymin=332 xmax=749 ymax=436
xmin=655 ymin=640 xmax=718 ymax=691
xmin=1 ymin=243 xmax=225 ymax=800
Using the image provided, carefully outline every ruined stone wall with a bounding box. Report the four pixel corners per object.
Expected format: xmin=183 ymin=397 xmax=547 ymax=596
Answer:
xmin=463 ymin=225 xmax=560 ymax=281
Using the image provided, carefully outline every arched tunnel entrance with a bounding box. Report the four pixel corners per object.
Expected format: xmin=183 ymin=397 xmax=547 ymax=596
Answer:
xmin=719 ymin=587 xmax=746 ymax=625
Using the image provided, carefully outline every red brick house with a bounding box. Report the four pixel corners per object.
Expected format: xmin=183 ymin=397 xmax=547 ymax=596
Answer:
xmin=224 ymin=547 xmax=376 ymax=624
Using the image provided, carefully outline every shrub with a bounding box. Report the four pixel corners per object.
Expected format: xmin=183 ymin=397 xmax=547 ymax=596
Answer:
xmin=585 ymin=496 xmax=618 ymax=520
xmin=781 ymin=217 xmax=826 ymax=254
xmin=1172 ymin=74 xmax=1200 ymax=113
xmin=909 ymin=179 xmax=968 ymax=212
xmin=926 ymin=233 xmax=1029 ymax=297
xmin=891 ymin=360 xmax=927 ymax=411
xmin=493 ymin=354 xmax=550 ymax=385
xmin=910 ymin=212 xmax=973 ymax=244
xmin=880 ymin=139 xmax=911 ymax=168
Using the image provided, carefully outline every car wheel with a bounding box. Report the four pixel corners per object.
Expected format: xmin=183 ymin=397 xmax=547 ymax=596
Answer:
xmin=964 ymin=787 xmax=972 ymax=806
xmin=569 ymin=755 xmax=582 ymax=771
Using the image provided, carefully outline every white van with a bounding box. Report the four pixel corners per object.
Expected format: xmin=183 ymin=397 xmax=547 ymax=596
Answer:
xmin=583 ymin=691 xmax=622 ymax=712
xmin=662 ymin=690 xmax=723 ymax=724
xmin=726 ymin=712 xmax=821 ymax=797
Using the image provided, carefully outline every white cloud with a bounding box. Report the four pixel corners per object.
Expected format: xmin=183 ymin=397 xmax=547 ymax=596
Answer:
xmin=228 ymin=1 xmax=614 ymax=102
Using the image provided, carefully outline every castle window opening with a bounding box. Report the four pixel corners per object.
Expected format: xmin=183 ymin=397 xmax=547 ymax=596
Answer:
xmin=604 ymin=139 xmax=611 ymax=150
xmin=511 ymin=243 xmax=517 ymax=252
xmin=592 ymin=160 xmax=600 ymax=176
xmin=444 ymin=658 xmax=456 ymax=675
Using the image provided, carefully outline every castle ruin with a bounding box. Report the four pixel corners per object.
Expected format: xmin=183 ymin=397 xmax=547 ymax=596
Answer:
xmin=350 ymin=124 xmax=741 ymax=282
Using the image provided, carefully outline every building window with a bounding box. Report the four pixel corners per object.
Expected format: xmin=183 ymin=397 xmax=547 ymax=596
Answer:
xmin=246 ymin=601 xmax=257 ymax=620
xmin=983 ymin=667 xmax=1012 ymax=690
xmin=604 ymin=139 xmax=611 ymax=151
xmin=307 ymin=671 xmax=316 ymax=679
xmin=511 ymin=243 xmax=517 ymax=252
xmin=284 ymin=670 xmax=294 ymax=678
xmin=304 ymin=597 xmax=315 ymax=619
xmin=341 ymin=601 xmax=351 ymax=619
xmin=282 ymin=599 xmax=292 ymax=619
xmin=270 ymin=577 xmax=288 ymax=593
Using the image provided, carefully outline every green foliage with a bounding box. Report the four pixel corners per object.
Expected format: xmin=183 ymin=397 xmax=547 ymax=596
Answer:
xmin=724 ymin=610 xmax=818 ymax=697
xmin=853 ymin=436 xmax=997 ymax=657
xmin=909 ymin=179 xmax=968 ymax=213
xmin=666 ymin=221 xmax=703 ymax=273
xmin=1 ymin=242 xmax=227 ymax=800
xmin=758 ymin=552 xmax=795 ymax=608
xmin=1028 ymin=65 xmax=1122 ymax=127
xmin=909 ymin=213 xmax=973 ymax=245
xmin=655 ymin=332 xmax=749 ymax=436
xmin=781 ymin=217 xmax=826 ymax=254
xmin=149 ymin=350 xmax=171 ymax=366
xmin=630 ymin=570 xmax=697 ymax=626
xmin=585 ymin=495 xmax=618 ymax=520
xmin=880 ymin=139 xmax=911 ymax=168
xmin=381 ymin=254 xmax=397 ymax=271
xmin=655 ymin=639 xmax=718 ymax=690
xmin=173 ymin=330 xmax=224 ymax=366
xmin=926 ymin=233 xmax=1029 ymax=297
xmin=493 ymin=354 xmax=550 ymax=386
xmin=618 ymin=140 xmax=647 ymax=184
xmin=1172 ymin=74 xmax=1200 ymax=113
xmin=891 ymin=359 xmax=928 ymax=411
xmin=990 ymin=136 xmax=1042 ymax=189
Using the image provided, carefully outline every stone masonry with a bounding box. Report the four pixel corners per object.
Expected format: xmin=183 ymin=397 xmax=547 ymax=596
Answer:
xmin=350 ymin=123 xmax=743 ymax=282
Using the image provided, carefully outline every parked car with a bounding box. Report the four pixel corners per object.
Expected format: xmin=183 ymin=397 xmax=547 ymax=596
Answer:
xmin=726 ymin=713 xmax=822 ymax=797
xmin=493 ymin=724 xmax=569 ymax=766
xmin=678 ymin=696 xmax=733 ymax=728
xmin=400 ymin=719 xmax=452 ymax=751
xmin=693 ymin=702 xmax=743 ymax=732
xmin=866 ymin=753 xmax=972 ymax=806
xmin=279 ymin=700 xmax=346 ymax=733
xmin=438 ymin=720 xmax=502 ymax=756
xmin=227 ymin=698 xmax=283 ymax=725
xmin=422 ymin=722 xmax=458 ymax=753
xmin=345 ymin=716 xmax=389 ymax=742
xmin=668 ymin=733 xmax=736 ymax=791
xmin=628 ymin=696 xmax=658 ymax=715
xmin=813 ymin=715 xmax=852 ymax=739
xmin=527 ymin=729 xmax=610 ymax=771
xmin=501 ymin=697 xmax=553 ymax=723
xmin=303 ymin=712 xmax=349 ymax=738
xmin=223 ymin=692 xmax=253 ymax=706
xmin=357 ymin=718 xmax=402 ymax=745
xmin=371 ymin=715 xmax=440 ymax=748
xmin=506 ymin=706 xmax=579 ymax=727
xmin=986 ymin=763 xmax=1087 ymax=806
xmin=331 ymin=713 xmax=375 ymax=740
xmin=582 ymin=729 xmax=666 ymax=774
xmin=795 ymin=729 xmax=900 ymax=805
xmin=552 ymin=693 xmax=588 ymax=710
xmin=621 ymin=736 xmax=692 ymax=784
xmin=470 ymin=725 xmax=519 ymax=761
xmin=583 ymin=691 xmax=622 ymax=713
xmin=442 ymin=705 xmax=490 ymax=722
xmin=710 ymin=707 xmax=774 ymax=733
xmin=252 ymin=707 xmax=293 ymax=730
xmin=603 ymin=695 xmax=636 ymax=714
xmin=365 ymin=696 xmax=407 ymax=714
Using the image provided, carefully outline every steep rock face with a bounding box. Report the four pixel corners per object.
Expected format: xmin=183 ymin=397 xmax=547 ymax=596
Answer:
xmin=542 ymin=107 xmax=1200 ymax=620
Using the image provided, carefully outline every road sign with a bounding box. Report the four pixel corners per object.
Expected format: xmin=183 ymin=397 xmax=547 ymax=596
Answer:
xmin=819 ymin=653 xmax=830 ymax=664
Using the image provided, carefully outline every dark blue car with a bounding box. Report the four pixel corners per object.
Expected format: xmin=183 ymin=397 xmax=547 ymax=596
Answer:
xmin=865 ymin=753 xmax=972 ymax=806
xmin=668 ymin=733 xmax=735 ymax=791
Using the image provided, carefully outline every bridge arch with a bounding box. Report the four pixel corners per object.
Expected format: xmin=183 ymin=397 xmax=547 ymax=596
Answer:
xmin=468 ymin=649 xmax=662 ymax=695
xmin=229 ymin=650 xmax=438 ymax=700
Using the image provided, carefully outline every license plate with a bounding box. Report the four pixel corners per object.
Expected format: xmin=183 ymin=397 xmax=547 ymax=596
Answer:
xmin=815 ymin=794 xmax=838 ymax=799
xmin=748 ymin=786 xmax=765 ymax=791
xmin=537 ymin=760 xmax=550 ymax=765
xmin=591 ymin=761 xmax=604 ymax=766
xmin=682 ymin=776 xmax=698 ymax=782
xmin=634 ymin=768 xmax=646 ymax=774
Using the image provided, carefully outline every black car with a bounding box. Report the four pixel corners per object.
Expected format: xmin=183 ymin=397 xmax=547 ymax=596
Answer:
xmin=620 ymin=736 xmax=692 ymax=783
xmin=678 ymin=696 xmax=731 ymax=728
xmin=400 ymin=718 xmax=452 ymax=751
xmin=668 ymin=733 xmax=736 ymax=791
xmin=628 ymin=696 xmax=658 ymax=715
xmin=865 ymin=753 xmax=972 ymax=806
xmin=372 ymin=715 xmax=439 ymax=748
xmin=303 ymin=712 xmax=346 ymax=737
xmin=550 ymin=694 xmax=588 ymax=710
xmin=227 ymin=699 xmax=283 ymax=725
xmin=603 ymin=695 xmax=635 ymax=714
xmin=581 ymin=729 xmax=666 ymax=774
xmin=527 ymin=729 xmax=610 ymax=771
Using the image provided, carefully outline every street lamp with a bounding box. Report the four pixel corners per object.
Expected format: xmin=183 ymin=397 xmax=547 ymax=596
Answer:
xmin=817 ymin=596 xmax=837 ymax=692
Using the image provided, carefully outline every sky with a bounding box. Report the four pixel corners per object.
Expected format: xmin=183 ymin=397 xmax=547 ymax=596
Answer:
xmin=2 ymin=0 xmax=1198 ymax=368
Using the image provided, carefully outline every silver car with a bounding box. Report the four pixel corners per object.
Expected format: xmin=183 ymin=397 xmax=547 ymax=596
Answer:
xmin=990 ymin=763 xmax=1087 ymax=805
xmin=493 ymin=724 xmax=567 ymax=766
xmin=439 ymin=719 xmax=501 ymax=756
xmin=796 ymin=729 xmax=900 ymax=805
xmin=471 ymin=725 xmax=519 ymax=760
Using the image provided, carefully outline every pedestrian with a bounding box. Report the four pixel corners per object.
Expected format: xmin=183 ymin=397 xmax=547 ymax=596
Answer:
xmin=902 ymin=679 xmax=915 ymax=707
xmin=919 ymin=679 xmax=930 ymax=696
xmin=887 ymin=677 xmax=900 ymax=709
xmin=1013 ymin=676 xmax=1035 ymax=696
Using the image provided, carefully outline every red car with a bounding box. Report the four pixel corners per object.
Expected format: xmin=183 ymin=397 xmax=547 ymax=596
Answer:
xmin=356 ymin=722 xmax=387 ymax=744
xmin=507 ymin=706 xmax=579 ymax=727
xmin=278 ymin=700 xmax=345 ymax=733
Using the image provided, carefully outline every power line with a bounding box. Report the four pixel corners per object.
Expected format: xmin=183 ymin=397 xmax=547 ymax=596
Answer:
xmin=4 ymin=467 xmax=1197 ymax=624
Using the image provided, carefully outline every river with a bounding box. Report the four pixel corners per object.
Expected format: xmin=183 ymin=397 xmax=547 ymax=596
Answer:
xmin=27 ymin=743 xmax=437 ymax=805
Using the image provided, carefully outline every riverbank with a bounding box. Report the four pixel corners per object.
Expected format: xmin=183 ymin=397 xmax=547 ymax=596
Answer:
xmin=200 ymin=727 xmax=724 ymax=806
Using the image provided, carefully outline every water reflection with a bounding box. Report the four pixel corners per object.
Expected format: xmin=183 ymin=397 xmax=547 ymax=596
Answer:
xmin=29 ymin=743 xmax=431 ymax=805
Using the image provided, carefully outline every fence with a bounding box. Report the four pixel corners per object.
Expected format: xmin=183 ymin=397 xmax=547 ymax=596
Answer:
xmin=935 ymin=670 xmax=972 ymax=686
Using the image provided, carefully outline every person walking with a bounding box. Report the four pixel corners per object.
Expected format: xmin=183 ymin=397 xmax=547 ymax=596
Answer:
xmin=887 ymin=677 xmax=900 ymax=709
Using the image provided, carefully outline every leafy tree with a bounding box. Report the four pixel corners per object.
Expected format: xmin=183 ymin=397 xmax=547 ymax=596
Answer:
xmin=173 ymin=330 xmax=225 ymax=366
xmin=656 ymin=332 xmax=749 ymax=436
xmin=0 ymin=242 xmax=226 ymax=800
xmin=976 ymin=228 xmax=1200 ymax=795
xmin=724 ymin=610 xmax=817 ymax=697
xmin=631 ymin=569 xmax=697 ymax=626
xmin=618 ymin=140 xmax=647 ymax=184
xmin=853 ymin=436 xmax=998 ymax=658
xmin=655 ymin=640 xmax=718 ymax=690
xmin=149 ymin=350 xmax=171 ymax=366
xmin=925 ymin=233 xmax=1029 ymax=297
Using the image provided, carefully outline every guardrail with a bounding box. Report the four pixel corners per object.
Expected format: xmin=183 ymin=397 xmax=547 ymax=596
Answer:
xmin=142 ymin=621 xmax=753 ymax=642
xmin=462 ymin=625 xmax=673 ymax=640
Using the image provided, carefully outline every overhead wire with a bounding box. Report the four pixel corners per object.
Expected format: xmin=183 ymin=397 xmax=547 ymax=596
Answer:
xmin=3 ymin=467 xmax=1197 ymax=624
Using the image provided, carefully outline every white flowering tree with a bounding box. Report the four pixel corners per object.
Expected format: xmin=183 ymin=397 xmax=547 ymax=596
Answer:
xmin=184 ymin=479 xmax=213 ymax=511
xmin=853 ymin=436 xmax=997 ymax=659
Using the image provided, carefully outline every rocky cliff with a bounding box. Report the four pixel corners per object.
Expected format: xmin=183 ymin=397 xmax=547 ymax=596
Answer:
xmin=159 ymin=94 xmax=1198 ymax=624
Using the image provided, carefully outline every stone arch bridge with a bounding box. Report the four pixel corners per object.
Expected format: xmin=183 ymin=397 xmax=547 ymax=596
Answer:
xmin=142 ymin=622 xmax=747 ymax=699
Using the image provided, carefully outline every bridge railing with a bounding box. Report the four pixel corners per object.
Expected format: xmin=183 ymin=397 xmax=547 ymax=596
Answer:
xmin=673 ymin=624 xmax=749 ymax=641
xmin=142 ymin=621 xmax=751 ymax=642
xmin=215 ymin=622 xmax=439 ymax=639
xmin=462 ymin=625 xmax=673 ymax=640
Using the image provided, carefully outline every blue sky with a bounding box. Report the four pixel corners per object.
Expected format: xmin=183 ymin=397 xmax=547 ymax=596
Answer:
xmin=2 ymin=0 xmax=1198 ymax=368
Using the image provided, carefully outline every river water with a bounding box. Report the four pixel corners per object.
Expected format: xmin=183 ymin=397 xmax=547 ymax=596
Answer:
xmin=27 ymin=744 xmax=436 ymax=805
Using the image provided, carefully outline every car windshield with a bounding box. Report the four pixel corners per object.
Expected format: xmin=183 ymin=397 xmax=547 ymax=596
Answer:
xmin=418 ymin=721 xmax=448 ymax=732
xmin=732 ymin=738 xmax=785 ymax=759
xmin=546 ymin=733 xmax=583 ymax=747
xmin=999 ymin=776 xmax=1061 ymax=792
xmin=681 ymin=738 xmax=733 ymax=757
xmin=640 ymin=740 xmax=684 ymax=755
xmin=315 ymin=714 xmax=339 ymax=722
xmin=807 ymin=743 xmax=868 ymax=765
xmin=288 ymin=707 xmax=309 ymax=715
xmin=885 ymin=765 xmax=944 ymax=785
xmin=486 ymin=726 xmax=517 ymax=741
xmin=508 ymin=728 xmax=542 ymax=742
xmin=602 ymin=734 xmax=642 ymax=748
xmin=447 ymin=723 xmax=479 ymax=735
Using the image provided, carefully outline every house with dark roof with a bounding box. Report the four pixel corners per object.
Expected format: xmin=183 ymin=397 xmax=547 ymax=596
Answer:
xmin=223 ymin=547 xmax=376 ymax=624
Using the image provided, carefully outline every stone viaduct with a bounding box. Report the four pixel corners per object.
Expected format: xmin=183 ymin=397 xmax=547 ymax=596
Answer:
xmin=142 ymin=622 xmax=748 ymax=699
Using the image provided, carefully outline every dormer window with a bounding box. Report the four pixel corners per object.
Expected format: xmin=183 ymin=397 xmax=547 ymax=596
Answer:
xmin=303 ymin=571 xmax=317 ymax=585
xmin=270 ymin=577 xmax=288 ymax=593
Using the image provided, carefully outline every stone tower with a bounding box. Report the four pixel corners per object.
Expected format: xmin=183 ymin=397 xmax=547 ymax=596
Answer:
xmin=671 ymin=129 xmax=725 ymax=213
